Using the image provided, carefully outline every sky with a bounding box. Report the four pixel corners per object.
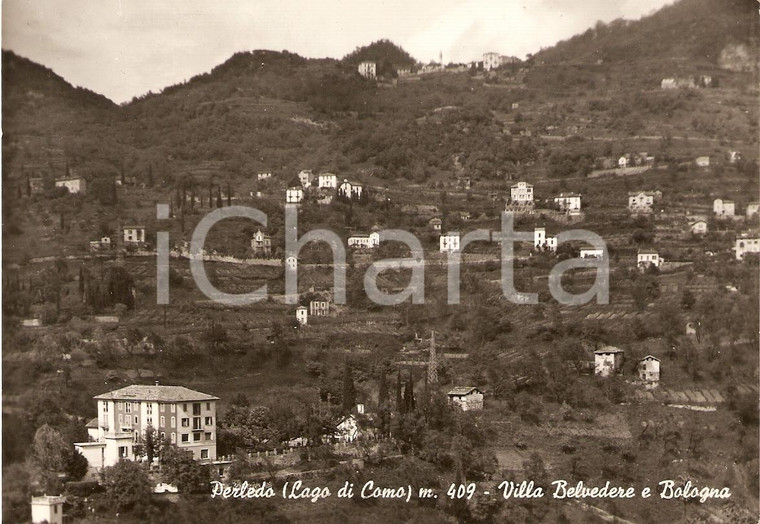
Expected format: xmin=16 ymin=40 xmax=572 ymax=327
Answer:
xmin=3 ymin=0 xmax=673 ymax=104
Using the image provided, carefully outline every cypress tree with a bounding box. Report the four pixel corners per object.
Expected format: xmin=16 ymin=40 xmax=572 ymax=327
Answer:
xmin=341 ymin=360 xmax=356 ymax=414
xmin=396 ymin=369 xmax=404 ymax=414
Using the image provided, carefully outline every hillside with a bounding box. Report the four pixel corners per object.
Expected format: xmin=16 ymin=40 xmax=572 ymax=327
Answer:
xmin=535 ymin=0 xmax=757 ymax=70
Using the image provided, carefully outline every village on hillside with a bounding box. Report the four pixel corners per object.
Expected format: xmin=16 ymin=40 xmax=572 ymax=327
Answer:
xmin=3 ymin=1 xmax=760 ymax=523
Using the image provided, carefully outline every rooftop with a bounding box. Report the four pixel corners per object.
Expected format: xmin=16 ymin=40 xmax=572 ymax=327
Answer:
xmin=85 ymin=417 xmax=98 ymax=428
xmin=594 ymin=346 xmax=624 ymax=355
xmin=447 ymin=386 xmax=481 ymax=396
xmin=94 ymin=385 xmax=219 ymax=402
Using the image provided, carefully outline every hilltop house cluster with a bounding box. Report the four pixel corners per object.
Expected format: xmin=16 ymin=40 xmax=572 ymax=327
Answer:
xmin=285 ymin=170 xmax=364 ymax=206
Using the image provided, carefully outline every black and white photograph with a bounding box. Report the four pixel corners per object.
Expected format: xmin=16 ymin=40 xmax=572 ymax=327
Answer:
xmin=2 ymin=0 xmax=759 ymax=522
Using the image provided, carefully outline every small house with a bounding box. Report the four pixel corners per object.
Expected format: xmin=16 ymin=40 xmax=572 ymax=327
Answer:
xmin=358 ymin=61 xmax=377 ymax=80
xmin=554 ymin=192 xmax=582 ymax=213
xmin=594 ymin=346 xmax=624 ymax=377
xmin=309 ymin=299 xmax=330 ymax=317
xmin=483 ymin=52 xmax=500 ymax=71
xmin=735 ymin=233 xmax=760 ymax=260
xmin=89 ymin=236 xmax=112 ymax=251
xmin=122 ymin=225 xmax=146 ymax=245
xmin=286 ymin=187 xmax=304 ymax=204
xmin=31 ymin=495 xmax=66 ymax=524
xmin=579 ymin=247 xmax=604 ymax=259
xmin=746 ymin=202 xmax=759 ymax=218
xmin=637 ymin=249 xmax=661 ymax=269
xmin=428 ymin=218 xmax=442 ymax=231
xmin=695 ymin=156 xmax=710 ymax=167
xmin=628 ymin=191 xmax=656 ymax=214
xmin=318 ymin=173 xmax=338 ymax=189
xmin=250 ymin=229 xmax=272 ymax=256
xmin=257 ymin=172 xmax=273 ymax=181
xmin=510 ymin=181 xmax=534 ymax=204
xmin=447 ymin=387 xmax=483 ymax=411
xmin=439 ymin=232 xmax=461 ymax=253
xmin=728 ymin=151 xmax=742 ymax=164
xmin=347 ymin=232 xmax=380 ymax=249
xmin=713 ymin=198 xmax=735 ymax=217
xmin=297 ymin=170 xmax=313 ymax=188
xmin=295 ymin=306 xmax=308 ymax=326
xmin=285 ymin=255 xmax=298 ymax=272
xmin=618 ymin=156 xmax=629 ymax=168
xmin=533 ymin=227 xmax=557 ymax=252
xmin=338 ymin=179 xmax=363 ymax=200
xmin=638 ymin=355 xmax=660 ymax=383
xmin=55 ymin=176 xmax=86 ymax=194
xmin=689 ymin=220 xmax=708 ymax=235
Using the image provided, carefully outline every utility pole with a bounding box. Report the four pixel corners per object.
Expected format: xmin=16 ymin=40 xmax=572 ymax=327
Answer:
xmin=427 ymin=330 xmax=438 ymax=384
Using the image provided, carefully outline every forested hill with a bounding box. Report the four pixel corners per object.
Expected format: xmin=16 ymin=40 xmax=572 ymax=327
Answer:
xmin=535 ymin=0 xmax=757 ymax=70
xmin=2 ymin=50 xmax=115 ymax=112
xmin=342 ymin=39 xmax=417 ymax=74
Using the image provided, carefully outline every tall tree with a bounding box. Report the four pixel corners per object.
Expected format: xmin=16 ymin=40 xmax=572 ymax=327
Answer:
xmin=396 ymin=369 xmax=404 ymax=414
xmin=101 ymin=460 xmax=152 ymax=512
xmin=341 ymin=360 xmax=356 ymax=413
xmin=404 ymin=370 xmax=415 ymax=413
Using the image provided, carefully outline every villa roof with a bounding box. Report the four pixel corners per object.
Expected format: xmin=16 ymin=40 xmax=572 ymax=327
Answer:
xmin=94 ymin=385 xmax=218 ymax=402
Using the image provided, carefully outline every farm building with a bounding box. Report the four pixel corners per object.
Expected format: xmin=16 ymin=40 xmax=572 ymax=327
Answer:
xmin=594 ymin=346 xmax=624 ymax=377
xmin=447 ymin=387 xmax=484 ymax=411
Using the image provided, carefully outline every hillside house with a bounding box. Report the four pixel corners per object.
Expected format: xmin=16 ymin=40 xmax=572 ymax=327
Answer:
xmin=735 ymin=233 xmax=760 ymax=260
xmin=637 ymin=249 xmax=661 ymax=270
xmin=580 ymin=247 xmax=604 ymax=259
xmin=250 ymin=229 xmax=272 ymax=256
xmin=689 ymin=220 xmax=708 ymax=235
xmin=447 ymin=387 xmax=483 ymax=411
xmin=511 ymin=102 xmax=519 ymax=109
xmin=55 ymin=176 xmax=86 ymax=194
xmin=318 ymin=173 xmax=338 ymax=189
xmin=510 ymin=181 xmax=534 ymax=204
xmin=285 ymin=255 xmax=298 ymax=271
xmin=89 ymin=236 xmax=112 ymax=251
xmin=338 ymin=179 xmax=363 ymax=200
xmin=628 ymin=191 xmax=656 ymax=214
xmin=29 ymin=177 xmax=45 ymax=195
xmin=456 ymin=175 xmax=471 ymax=190
xmin=31 ymin=495 xmax=66 ymax=524
xmin=660 ymin=77 xmax=696 ymax=89
xmin=746 ymin=202 xmax=759 ymax=218
xmin=335 ymin=408 xmax=374 ymax=442
xmin=695 ymin=156 xmax=710 ymax=167
xmin=440 ymin=232 xmax=461 ymax=253
xmin=309 ymin=298 xmax=330 ymax=317
xmin=348 ymin=232 xmax=380 ymax=249
xmin=728 ymin=151 xmax=742 ymax=164
xmin=483 ymin=52 xmax=500 ymax=71
xmin=286 ymin=187 xmax=304 ymax=204
xmin=358 ymin=61 xmax=376 ymax=80
xmin=295 ymin=306 xmax=308 ymax=326
xmin=257 ymin=172 xmax=273 ymax=181
xmin=618 ymin=155 xmax=629 ymax=168
xmin=594 ymin=347 xmax=624 ymax=377
xmin=75 ymin=385 xmax=218 ymax=475
xmin=297 ymin=170 xmax=314 ymax=188
xmin=122 ymin=225 xmax=146 ymax=245
xmin=428 ymin=217 xmax=442 ymax=231
xmin=638 ymin=355 xmax=661 ymax=384
xmin=713 ymin=198 xmax=735 ymax=217
xmin=533 ymin=227 xmax=557 ymax=252
xmin=554 ymin=192 xmax=582 ymax=213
